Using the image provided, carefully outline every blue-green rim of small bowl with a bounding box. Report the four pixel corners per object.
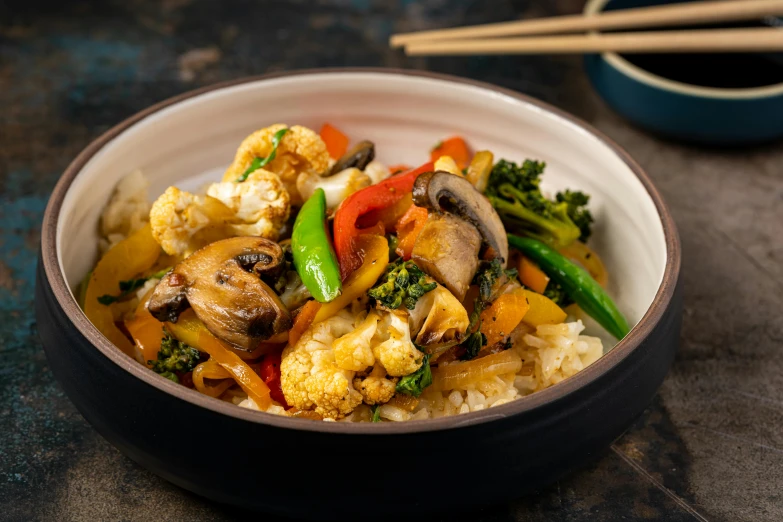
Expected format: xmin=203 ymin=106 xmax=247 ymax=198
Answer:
xmin=584 ymin=0 xmax=783 ymax=100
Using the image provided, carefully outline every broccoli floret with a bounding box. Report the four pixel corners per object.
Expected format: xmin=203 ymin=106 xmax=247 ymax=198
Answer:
xmin=472 ymin=258 xmax=519 ymax=302
xmin=368 ymin=259 xmax=437 ymax=310
xmin=543 ymin=280 xmax=574 ymax=308
xmin=396 ymin=354 xmax=433 ymax=397
xmin=486 ymin=159 xmax=590 ymax=248
xmin=149 ymin=333 xmax=200 ymax=383
xmin=556 ymin=190 xmax=594 ymax=242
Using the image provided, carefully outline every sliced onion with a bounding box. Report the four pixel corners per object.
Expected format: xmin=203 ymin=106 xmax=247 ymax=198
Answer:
xmin=433 ymin=349 xmax=522 ymax=391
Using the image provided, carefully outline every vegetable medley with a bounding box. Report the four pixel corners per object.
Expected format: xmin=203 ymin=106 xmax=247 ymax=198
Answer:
xmin=81 ymin=123 xmax=629 ymax=422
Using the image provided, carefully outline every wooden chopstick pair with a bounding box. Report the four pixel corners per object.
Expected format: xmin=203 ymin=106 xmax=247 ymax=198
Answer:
xmin=390 ymin=0 xmax=783 ymax=56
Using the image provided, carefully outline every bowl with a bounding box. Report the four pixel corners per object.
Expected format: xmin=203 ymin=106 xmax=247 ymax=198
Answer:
xmin=584 ymin=0 xmax=783 ymax=145
xmin=36 ymin=68 xmax=681 ymax=520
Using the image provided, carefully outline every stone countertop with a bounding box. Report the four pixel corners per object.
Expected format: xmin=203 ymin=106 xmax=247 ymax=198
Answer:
xmin=1 ymin=1 xmax=781 ymax=521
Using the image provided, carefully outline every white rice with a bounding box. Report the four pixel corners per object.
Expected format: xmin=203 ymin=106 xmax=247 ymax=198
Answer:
xmin=239 ymin=320 xmax=604 ymax=422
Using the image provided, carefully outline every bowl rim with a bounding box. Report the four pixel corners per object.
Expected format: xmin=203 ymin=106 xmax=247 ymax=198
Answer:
xmin=584 ymin=0 xmax=783 ymax=100
xmin=40 ymin=67 xmax=681 ymax=434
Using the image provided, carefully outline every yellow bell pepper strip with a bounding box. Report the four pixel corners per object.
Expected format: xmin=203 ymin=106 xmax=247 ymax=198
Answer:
xmin=518 ymin=288 xmax=567 ymax=327
xmin=558 ymin=240 xmax=608 ymax=287
xmin=518 ymin=256 xmax=550 ymax=294
xmin=124 ymin=288 xmax=166 ymax=367
xmin=465 ymin=150 xmax=494 ymax=193
xmin=84 ymin=223 xmax=160 ymax=358
xmin=166 ymin=310 xmax=272 ymax=409
xmin=292 ymin=188 xmax=342 ymax=303
xmin=479 ymin=289 xmax=531 ymax=347
xmin=509 ymin=234 xmax=629 ymax=339
xmin=313 ymin=234 xmax=389 ymax=324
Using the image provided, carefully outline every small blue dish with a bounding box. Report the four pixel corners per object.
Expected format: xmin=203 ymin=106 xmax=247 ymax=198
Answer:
xmin=584 ymin=0 xmax=783 ymax=145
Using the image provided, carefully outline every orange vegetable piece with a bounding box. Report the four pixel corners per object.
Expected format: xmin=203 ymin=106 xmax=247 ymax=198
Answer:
xmin=167 ymin=310 xmax=272 ymax=409
xmin=519 ymin=256 xmax=550 ymax=294
xmin=479 ymin=289 xmax=531 ymax=347
xmin=388 ymin=164 xmax=411 ymax=175
xmin=288 ymin=300 xmax=321 ymax=348
xmin=395 ymin=205 xmax=428 ymax=260
xmin=84 ymin=223 xmax=160 ymax=358
xmin=124 ymin=288 xmax=165 ymax=367
xmin=430 ymin=136 xmax=470 ymax=170
xmin=320 ymin=123 xmax=349 ymax=159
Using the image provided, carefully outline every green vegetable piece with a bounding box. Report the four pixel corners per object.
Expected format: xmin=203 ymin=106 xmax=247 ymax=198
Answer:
xmin=149 ymin=333 xmax=200 ymax=380
xmin=368 ymin=259 xmax=437 ymax=310
xmin=236 ymin=128 xmax=289 ymax=182
xmin=486 ymin=159 xmax=590 ymax=248
xmin=460 ymin=298 xmax=487 ymax=361
xmin=396 ymin=355 xmax=433 ymax=397
xmin=97 ymin=267 xmax=172 ymax=305
xmin=291 ymin=187 xmax=343 ymax=303
xmin=508 ymin=234 xmax=630 ymax=340
xmin=371 ymin=404 xmax=381 ymax=423
xmin=543 ymin=280 xmax=574 ymax=308
xmin=472 ymin=258 xmax=518 ymax=303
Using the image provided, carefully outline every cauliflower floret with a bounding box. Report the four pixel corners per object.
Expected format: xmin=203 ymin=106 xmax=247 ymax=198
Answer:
xmin=206 ymin=168 xmax=290 ymax=237
xmin=334 ymin=311 xmax=379 ymax=371
xmin=353 ymin=366 xmax=397 ymax=405
xmin=280 ymin=311 xmax=364 ymax=419
xmin=149 ymin=170 xmax=290 ymax=256
xmin=296 ymin=167 xmax=371 ymax=209
xmin=373 ymin=310 xmax=424 ymax=377
xmin=222 ymin=124 xmax=331 ymax=205
xmin=99 ymin=170 xmax=150 ymax=253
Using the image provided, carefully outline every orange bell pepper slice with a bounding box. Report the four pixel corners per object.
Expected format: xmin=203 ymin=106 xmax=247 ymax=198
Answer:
xmin=395 ymin=205 xmax=428 ymax=260
xmin=124 ymin=288 xmax=165 ymax=367
xmin=320 ymin=123 xmax=349 ymax=159
xmin=288 ymin=300 xmax=321 ymax=348
xmin=84 ymin=223 xmax=160 ymax=358
xmin=480 ymin=289 xmax=531 ymax=347
xmin=167 ymin=310 xmax=272 ymax=410
xmin=518 ymin=256 xmax=550 ymax=294
xmin=430 ymin=136 xmax=470 ymax=170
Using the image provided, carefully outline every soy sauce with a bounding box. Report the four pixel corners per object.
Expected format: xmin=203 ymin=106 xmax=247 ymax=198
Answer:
xmin=619 ymin=19 xmax=783 ymax=89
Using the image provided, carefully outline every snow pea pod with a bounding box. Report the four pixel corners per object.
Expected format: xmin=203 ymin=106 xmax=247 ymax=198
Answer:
xmin=292 ymin=188 xmax=342 ymax=303
xmin=507 ymin=234 xmax=630 ymax=340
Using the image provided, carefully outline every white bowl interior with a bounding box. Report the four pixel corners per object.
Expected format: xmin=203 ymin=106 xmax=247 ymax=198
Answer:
xmin=57 ymin=72 xmax=667 ymax=348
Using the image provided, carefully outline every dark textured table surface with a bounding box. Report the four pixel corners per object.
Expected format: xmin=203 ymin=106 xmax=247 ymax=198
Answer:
xmin=2 ymin=1 xmax=782 ymax=521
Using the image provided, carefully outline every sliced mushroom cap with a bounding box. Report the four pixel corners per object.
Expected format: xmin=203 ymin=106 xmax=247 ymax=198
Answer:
xmin=327 ymin=140 xmax=375 ymax=176
xmin=147 ymin=237 xmax=292 ymax=351
xmin=411 ymin=213 xmax=481 ymax=302
xmin=412 ymin=170 xmax=509 ymax=267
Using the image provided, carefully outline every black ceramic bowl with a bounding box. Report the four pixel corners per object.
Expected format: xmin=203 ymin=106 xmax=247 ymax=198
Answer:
xmin=36 ymin=69 xmax=681 ymax=520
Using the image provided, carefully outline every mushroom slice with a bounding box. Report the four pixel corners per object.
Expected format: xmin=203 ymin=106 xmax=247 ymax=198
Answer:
xmin=327 ymin=140 xmax=375 ymax=176
xmin=147 ymin=237 xmax=292 ymax=351
xmin=412 ymin=170 xmax=509 ymax=266
xmin=411 ymin=212 xmax=481 ymax=302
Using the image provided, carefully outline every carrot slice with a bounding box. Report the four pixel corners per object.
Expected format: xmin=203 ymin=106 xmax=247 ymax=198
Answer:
xmin=430 ymin=137 xmax=470 ymax=170
xmin=518 ymin=256 xmax=550 ymax=294
xmin=320 ymin=123 xmax=349 ymax=159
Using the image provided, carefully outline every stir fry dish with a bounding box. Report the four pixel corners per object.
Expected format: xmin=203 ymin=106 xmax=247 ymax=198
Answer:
xmin=80 ymin=123 xmax=630 ymax=422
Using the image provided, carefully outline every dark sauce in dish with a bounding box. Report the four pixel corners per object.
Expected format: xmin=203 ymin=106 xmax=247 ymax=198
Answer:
xmin=618 ymin=19 xmax=783 ymax=88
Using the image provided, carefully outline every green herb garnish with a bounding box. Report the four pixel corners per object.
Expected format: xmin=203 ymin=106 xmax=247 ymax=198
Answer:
xmin=396 ymin=354 xmax=433 ymax=398
xmin=236 ymin=128 xmax=289 ymax=182
xmin=97 ymin=267 xmax=171 ymax=305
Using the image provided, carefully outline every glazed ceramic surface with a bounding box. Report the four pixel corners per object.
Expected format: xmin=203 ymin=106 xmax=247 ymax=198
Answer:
xmin=37 ymin=69 xmax=681 ymax=519
xmin=584 ymin=0 xmax=783 ymax=145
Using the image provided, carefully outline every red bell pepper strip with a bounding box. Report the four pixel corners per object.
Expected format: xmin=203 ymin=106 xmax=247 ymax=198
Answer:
xmin=333 ymin=161 xmax=433 ymax=279
xmin=259 ymin=351 xmax=289 ymax=408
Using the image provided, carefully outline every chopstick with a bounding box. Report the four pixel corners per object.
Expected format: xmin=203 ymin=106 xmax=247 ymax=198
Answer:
xmin=390 ymin=0 xmax=783 ymax=48
xmin=403 ymin=28 xmax=783 ymax=56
